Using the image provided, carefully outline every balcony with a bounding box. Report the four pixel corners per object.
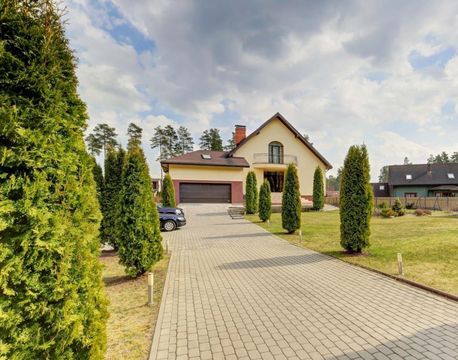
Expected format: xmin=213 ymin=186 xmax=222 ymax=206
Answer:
xmin=252 ymin=153 xmax=298 ymax=167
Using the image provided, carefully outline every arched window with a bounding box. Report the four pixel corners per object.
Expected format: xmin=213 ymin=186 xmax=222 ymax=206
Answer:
xmin=268 ymin=141 xmax=283 ymax=164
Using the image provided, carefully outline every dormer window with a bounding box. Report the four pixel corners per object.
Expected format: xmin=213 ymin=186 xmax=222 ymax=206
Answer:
xmin=406 ymin=174 xmax=412 ymax=180
xmin=268 ymin=142 xmax=283 ymax=164
xmin=448 ymin=173 xmax=455 ymax=179
xmin=201 ymin=154 xmax=211 ymax=160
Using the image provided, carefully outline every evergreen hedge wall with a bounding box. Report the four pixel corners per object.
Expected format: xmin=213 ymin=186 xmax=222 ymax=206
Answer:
xmin=0 ymin=1 xmax=107 ymax=358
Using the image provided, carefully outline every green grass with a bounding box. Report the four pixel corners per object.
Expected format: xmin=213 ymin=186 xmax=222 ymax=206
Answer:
xmin=246 ymin=211 xmax=458 ymax=295
xmin=101 ymin=252 xmax=170 ymax=360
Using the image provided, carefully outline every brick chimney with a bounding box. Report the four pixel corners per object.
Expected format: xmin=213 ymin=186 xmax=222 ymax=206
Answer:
xmin=234 ymin=125 xmax=246 ymax=145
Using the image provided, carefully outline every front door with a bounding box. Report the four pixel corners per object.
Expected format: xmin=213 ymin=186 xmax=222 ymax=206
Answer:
xmin=264 ymin=171 xmax=284 ymax=192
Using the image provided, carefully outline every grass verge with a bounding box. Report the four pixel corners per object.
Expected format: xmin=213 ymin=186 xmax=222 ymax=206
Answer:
xmin=246 ymin=211 xmax=458 ymax=295
xmin=101 ymin=251 xmax=170 ymax=360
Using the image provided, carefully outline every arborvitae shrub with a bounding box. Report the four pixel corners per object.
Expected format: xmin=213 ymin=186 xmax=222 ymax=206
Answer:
xmin=117 ymin=145 xmax=163 ymax=277
xmin=258 ymin=180 xmax=272 ymax=222
xmin=162 ymin=174 xmax=176 ymax=207
xmin=90 ymin=156 xmax=104 ymax=206
xmin=0 ymin=1 xmax=107 ymax=357
xmin=340 ymin=145 xmax=373 ymax=252
xmin=245 ymin=171 xmax=258 ymax=214
xmin=312 ymin=166 xmax=324 ymax=211
xmin=100 ymin=146 xmax=124 ymax=248
xmin=282 ymin=164 xmax=302 ymax=233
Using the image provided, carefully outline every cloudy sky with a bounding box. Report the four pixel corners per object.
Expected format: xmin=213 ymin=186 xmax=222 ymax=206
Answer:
xmin=64 ymin=0 xmax=458 ymax=180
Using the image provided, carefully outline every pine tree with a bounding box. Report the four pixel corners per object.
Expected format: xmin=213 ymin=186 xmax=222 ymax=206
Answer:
xmin=127 ymin=122 xmax=142 ymax=148
xmin=258 ymin=180 xmax=272 ymax=222
xmin=282 ymin=164 xmax=301 ymax=233
xmin=86 ymin=133 xmax=103 ymax=156
xmin=245 ymin=171 xmax=258 ymax=214
xmin=117 ymin=144 xmax=163 ymax=277
xmin=340 ymin=145 xmax=373 ymax=253
xmin=91 ymin=123 xmax=117 ymax=156
xmin=150 ymin=125 xmax=179 ymax=160
xmin=175 ymin=125 xmax=194 ymax=155
xmin=162 ymin=174 xmax=176 ymax=207
xmin=100 ymin=146 xmax=124 ymax=248
xmin=199 ymin=128 xmax=223 ymax=150
xmin=224 ymin=132 xmax=236 ymax=151
xmin=0 ymin=1 xmax=107 ymax=357
xmin=312 ymin=166 xmax=325 ymax=211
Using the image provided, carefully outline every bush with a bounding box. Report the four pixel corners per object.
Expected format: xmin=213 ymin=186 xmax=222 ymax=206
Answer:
xmin=415 ymin=209 xmax=432 ymax=216
xmin=282 ymin=164 xmax=302 ymax=233
xmin=381 ymin=207 xmax=395 ymax=218
xmin=0 ymin=2 xmax=108 ymax=357
xmin=406 ymin=202 xmax=415 ymax=209
xmin=162 ymin=174 xmax=176 ymax=207
xmin=117 ymin=145 xmax=163 ymax=277
xmin=340 ymin=145 xmax=373 ymax=252
xmin=312 ymin=166 xmax=325 ymax=211
xmin=258 ymin=180 xmax=272 ymax=222
xmin=245 ymin=171 xmax=258 ymax=214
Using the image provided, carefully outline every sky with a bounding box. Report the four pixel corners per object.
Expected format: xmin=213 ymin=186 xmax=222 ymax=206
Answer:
xmin=64 ymin=0 xmax=458 ymax=180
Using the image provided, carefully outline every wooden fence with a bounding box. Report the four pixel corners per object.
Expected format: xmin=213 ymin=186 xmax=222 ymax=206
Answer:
xmin=325 ymin=196 xmax=458 ymax=211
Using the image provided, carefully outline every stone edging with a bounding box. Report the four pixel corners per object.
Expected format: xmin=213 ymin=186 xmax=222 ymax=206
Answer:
xmin=148 ymin=251 xmax=173 ymax=360
xmin=251 ymin=220 xmax=458 ymax=303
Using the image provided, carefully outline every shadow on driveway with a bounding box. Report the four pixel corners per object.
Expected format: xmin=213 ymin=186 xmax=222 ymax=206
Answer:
xmin=204 ymin=232 xmax=271 ymax=240
xmin=218 ymin=253 xmax=328 ymax=270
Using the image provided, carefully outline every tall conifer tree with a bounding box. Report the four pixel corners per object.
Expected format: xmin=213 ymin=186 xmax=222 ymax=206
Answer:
xmin=0 ymin=1 xmax=107 ymax=357
xmin=282 ymin=164 xmax=301 ymax=233
xmin=340 ymin=145 xmax=373 ymax=253
xmin=117 ymin=144 xmax=163 ymax=277
xmin=312 ymin=166 xmax=324 ymax=210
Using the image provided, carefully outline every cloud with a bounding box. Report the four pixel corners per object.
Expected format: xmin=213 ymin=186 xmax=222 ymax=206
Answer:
xmin=64 ymin=0 xmax=458 ymax=179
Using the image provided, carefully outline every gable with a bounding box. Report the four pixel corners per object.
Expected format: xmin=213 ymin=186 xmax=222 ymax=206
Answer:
xmin=229 ymin=113 xmax=332 ymax=169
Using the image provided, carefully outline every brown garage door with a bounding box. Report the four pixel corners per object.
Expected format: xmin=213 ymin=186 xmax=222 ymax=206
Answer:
xmin=180 ymin=183 xmax=231 ymax=203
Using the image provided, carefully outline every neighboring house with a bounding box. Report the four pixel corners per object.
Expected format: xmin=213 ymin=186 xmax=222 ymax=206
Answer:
xmin=371 ymin=182 xmax=389 ymax=197
xmin=152 ymin=178 xmax=161 ymax=193
xmin=161 ymin=112 xmax=332 ymax=203
xmin=377 ymin=163 xmax=458 ymax=198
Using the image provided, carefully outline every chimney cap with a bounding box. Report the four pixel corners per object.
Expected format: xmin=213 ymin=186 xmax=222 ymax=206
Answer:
xmin=235 ymin=124 xmax=246 ymax=128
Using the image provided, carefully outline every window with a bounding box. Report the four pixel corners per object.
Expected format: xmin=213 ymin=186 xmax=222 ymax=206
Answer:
xmin=264 ymin=171 xmax=284 ymax=192
xmin=448 ymin=173 xmax=455 ymax=179
xmin=379 ymin=185 xmax=385 ymax=190
xmin=406 ymin=174 xmax=412 ymax=180
xmin=201 ymin=154 xmax=211 ymax=160
xmin=405 ymin=193 xmax=417 ymax=197
xmin=268 ymin=142 xmax=283 ymax=164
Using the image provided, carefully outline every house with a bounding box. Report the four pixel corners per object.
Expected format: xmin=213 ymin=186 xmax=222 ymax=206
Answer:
xmin=381 ymin=163 xmax=458 ymax=197
xmin=371 ymin=182 xmax=389 ymax=197
xmin=161 ymin=113 xmax=332 ymax=203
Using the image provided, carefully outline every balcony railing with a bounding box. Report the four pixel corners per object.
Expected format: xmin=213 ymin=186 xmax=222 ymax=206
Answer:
xmin=253 ymin=153 xmax=298 ymax=165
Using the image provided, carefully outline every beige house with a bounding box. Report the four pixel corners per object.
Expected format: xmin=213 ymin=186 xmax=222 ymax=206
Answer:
xmin=161 ymin=113 xmax=332 ymax=204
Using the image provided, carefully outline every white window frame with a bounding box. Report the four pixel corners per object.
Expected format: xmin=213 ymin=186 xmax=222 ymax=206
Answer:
xmin=406 ymin=174 xmax=412 ymax=180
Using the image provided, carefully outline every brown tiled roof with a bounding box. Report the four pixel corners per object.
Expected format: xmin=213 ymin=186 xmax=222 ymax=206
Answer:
xmin=227 ymin=112 xmax=333 ymax=169
xmin=161 ymin=150 xmax=250 ymax=168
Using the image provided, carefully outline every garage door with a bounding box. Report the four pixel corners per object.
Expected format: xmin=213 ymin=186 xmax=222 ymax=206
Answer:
xmin=180 ymin=183 xmax=231 ymax=203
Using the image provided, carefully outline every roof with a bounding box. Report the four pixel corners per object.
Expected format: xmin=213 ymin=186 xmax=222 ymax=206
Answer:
xmin=161 ymin=150 xmax=250 ymax=168
xmin=388 ymin=163 xmax=458 ymax=186
xmin=227 ymin=112 xmax=333 ymax=169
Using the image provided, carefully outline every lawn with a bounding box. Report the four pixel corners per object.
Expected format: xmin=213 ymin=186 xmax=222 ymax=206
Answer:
xmin=246 ymin=211 xmax=458 ymax=295
xmin=101 ymin=251 xmax=170 ymax=360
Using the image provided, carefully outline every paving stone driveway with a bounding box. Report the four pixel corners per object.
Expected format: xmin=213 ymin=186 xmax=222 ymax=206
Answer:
xmin=150 ymin=204 xmax=457 ymax=360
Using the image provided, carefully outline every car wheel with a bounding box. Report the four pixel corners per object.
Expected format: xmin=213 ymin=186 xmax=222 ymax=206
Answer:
xmin=163 ymin=220 xmax=176 ymax=232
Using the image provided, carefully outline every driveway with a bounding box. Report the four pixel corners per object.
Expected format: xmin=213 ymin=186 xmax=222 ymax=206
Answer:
xmin=150 ymin=204 xmax=457 ymax=360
